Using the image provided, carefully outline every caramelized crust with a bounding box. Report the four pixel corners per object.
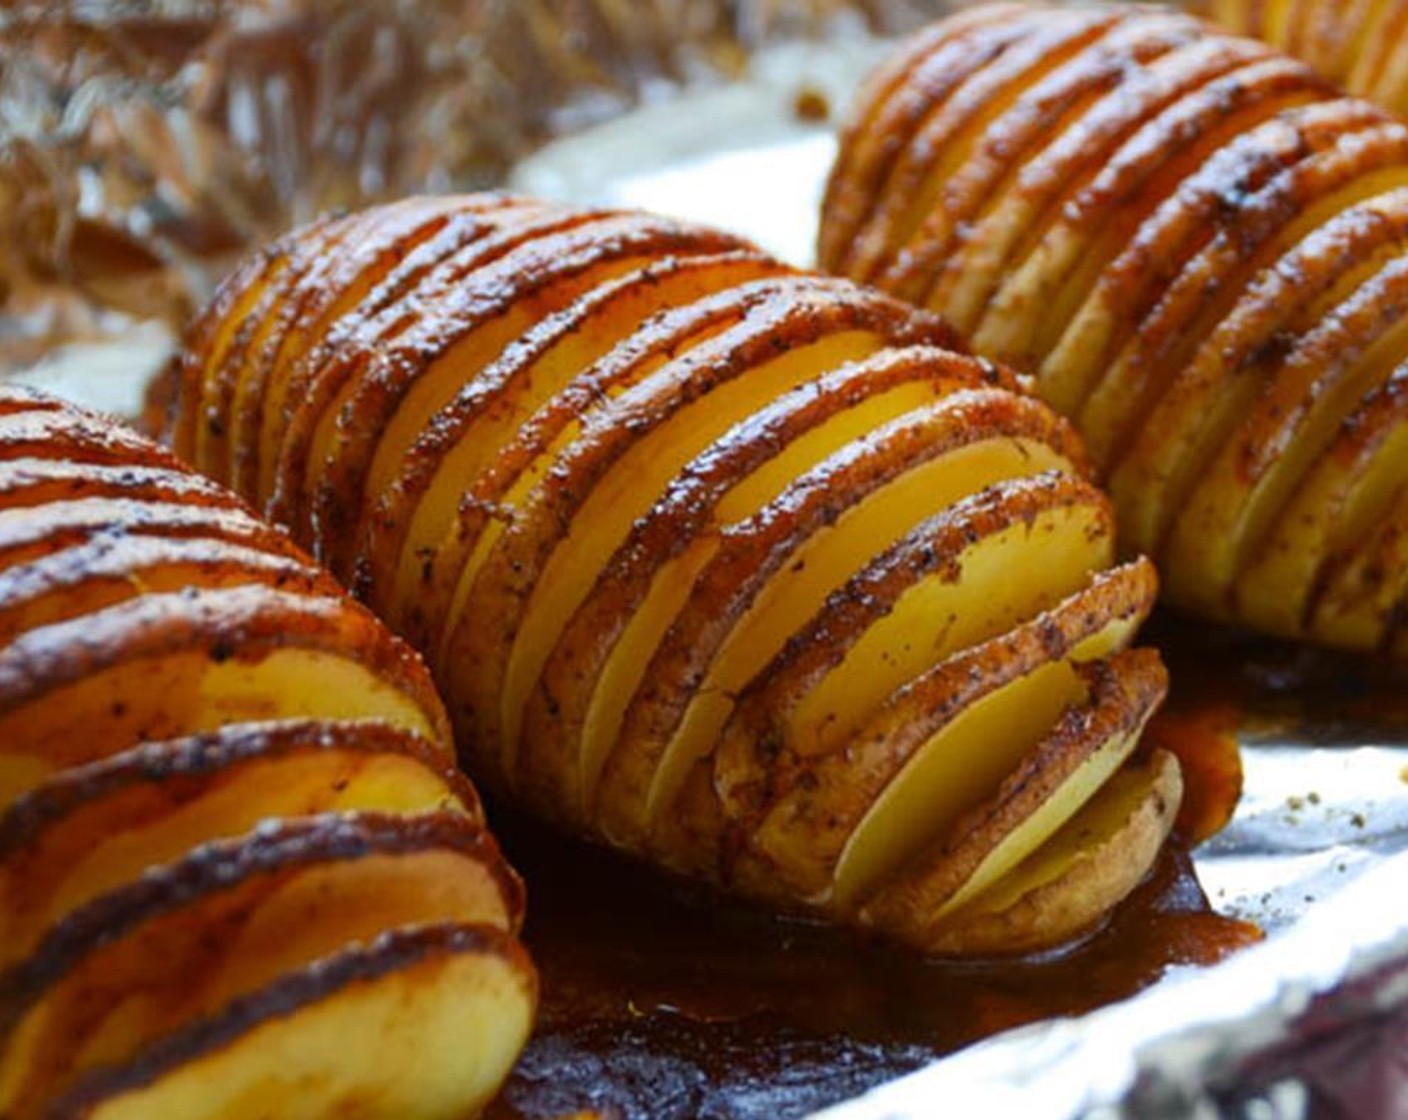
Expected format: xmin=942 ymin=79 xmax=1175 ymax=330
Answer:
xmin=0 ymin=384 xmax=533 ymax=1120
xmin=163 ymin=195 xmax=1176 ymax=958
xmin=822 ymin=3 xmax=1408 ymax=656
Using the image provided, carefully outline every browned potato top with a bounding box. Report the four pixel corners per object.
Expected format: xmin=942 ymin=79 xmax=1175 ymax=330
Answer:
xmin=0 ymin=383 xmax=534 ymax=1120
xmin=822 ymin=3 xmax=1408 ymax=659
xmin=163 ymin=194 xmax=1181 ymax=958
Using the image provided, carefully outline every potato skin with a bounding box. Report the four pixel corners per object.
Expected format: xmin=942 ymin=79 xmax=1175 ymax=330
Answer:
xmin=822 ymin=3 xmax=1408 ymax=657
xmin=163 ymin=194 xmax=1178 ymax=958
xmin=1201 ymin=0 xmax=1408 ymax=119
xmin=0 ymin=384 xmax=533 ymax=1120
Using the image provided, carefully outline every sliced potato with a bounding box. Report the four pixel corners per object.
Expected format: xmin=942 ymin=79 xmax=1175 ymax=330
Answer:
xmin=166 ymin=195 xmax=1178 ymax=958
xmin=822 ymin=3 xmax=1408 ymax=657
xmin=0 ymin=719 xmax=478 ymax=970
xmin=1205 ymin=0 xmax=1408 ymax=118
xmin=51 ymin=924 xmax=535 ymax=1120
xmin=518 ymin=344 xmax=1000 ymax=822
xmin=0 ymin=386 xmax=533 ymax=1115
xmin=0 ymin=813 xmax=519 ymax=1117
xmin=860 ymin=649 xmax=1169 ymax=938
xmin=730 ymin=559 xmax=1159 ymax=905
xmin=0 ymin=588 xmax=449 ymax=805
xmin=889 ymin=749 xmax=1182 ymax=956
xmin=599 ymin=396 xmax=1085 ymax=851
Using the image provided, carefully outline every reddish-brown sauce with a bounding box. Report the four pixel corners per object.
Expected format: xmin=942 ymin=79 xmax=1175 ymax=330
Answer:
xmin=483 ymin=609 xmax=1331 ymax=1120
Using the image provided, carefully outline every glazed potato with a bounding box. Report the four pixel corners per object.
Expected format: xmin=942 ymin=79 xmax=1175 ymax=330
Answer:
xmin=0 ymin=385 xmax=534 ymax=1120
xmin=162 ymin=195 xmax=1180 ymax=955
xmin=1199 ymin=0 xmax=1408 ymax=118
xmin=821 ymin=3 xmax=1408 ymax=656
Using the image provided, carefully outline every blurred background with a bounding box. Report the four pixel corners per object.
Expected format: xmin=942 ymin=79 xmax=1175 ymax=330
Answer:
xmin=0 ymin=0 xmax=955 ymax=400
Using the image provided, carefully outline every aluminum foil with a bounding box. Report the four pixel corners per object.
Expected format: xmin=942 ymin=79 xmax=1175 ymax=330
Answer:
xmin=4 ymin=2 xmax=1408 ymax=1117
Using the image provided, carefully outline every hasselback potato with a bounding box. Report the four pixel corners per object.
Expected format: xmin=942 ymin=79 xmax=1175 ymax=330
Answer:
xmin=0 ymin=385 xmax=534 ymax=1120
xmin=1199 ymin=0 xmax=1408 ymax=117
xmin=161 ymin=194 xmax=1180 ymax=955
xmin=821 ymin=3 xmax=1408 ymax=657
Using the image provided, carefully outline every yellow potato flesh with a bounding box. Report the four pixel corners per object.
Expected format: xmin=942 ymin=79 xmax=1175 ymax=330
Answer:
xmin=0 ymin=742 xmax=467 ymax=969
xmin=789 ymin=497 xmax=1112 ymax=758
xmin=576 ymin=379 xmax=945 ymax=807
xmin=976 ymin=86 xmax=1326 ymax=370
xmin=931 ymin=750 xmax=1180 ymax=948
xmin=1049 ymin=160 xmax=1408 ymax=429
xmin=1169 ymin=273 xmax=1408 ymax=604
xmin=1238 ymin=413 xmax=1408 ymax=634
xmin=189 ymin=256 xmax=291 ymax=468
xmin=645 ymin=436 xmax=1077 ymax=821
xmin=389 ymin=258 xmax=780 ymax=619
xmin=253 ymin=200 xmax=546 ymax=503
xmin=437 ymin=315 xmax=747 ymax=663
xmin=927 ymin=682 xmax=1145 ymax=921
xmin=357 ymin=257 xmax=658 ymax=511
xmin=0 ymin=650 xmax=437 ymax=808
xmin=1 ymin=846 xmax=511 ymax=1118
xmin=866 ymin=14 xmax=1114 ymax=274
xmin=830 ymin=602 xmax=1135 ymax=907
xmin=84 ymin=939 xmax=534 ymax=1120
xmin=497 ymin=331 xmax=883 ymax=760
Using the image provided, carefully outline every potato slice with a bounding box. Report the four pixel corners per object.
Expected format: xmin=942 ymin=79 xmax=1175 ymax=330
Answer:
xmin=0 ymin=407 xmax=195 ymax=474
xmin=0 ymin=813 xmax=521 ymax=1117
xmin=0 ymin=457 xmax=242 ymax=516
xmin=729 ymin=560 xmax=1158 ymax=904
xmin=166 ymin=212 xmax=346 ymax=465
xmin=880 ymin=10 xmax=1208 ymax=316
xmin=817 ymin=4 xmax=1034 ymax=272
xmin=50 ymin=924 xmax=535 ymax=1120
xmin=1235 ymin=369 xmax=1408 ymax=637
xmin=974 ymin=56 xmax=1328 ymax=371
xmin=927 ymin=37 xmax=1272 ymax=367
xmin=0 ymin=588 xmax=448 ymax=805
xmin=860 ymin=648 xmax=1168 ymax=931
xmin=1054 ymin=104 xmax=1404 ymax=432
xmin=251 ymin=198 xmax=546 ymax=507
xmin=440 ymin=281 xmax=934 ymax=782
xmin=517 ymin=345 xmax=1004 ymax=822
xmin=709 ymin=487 xmax=1123 ymax=903
xmin=597 ymin=403 xmax=1086 ymax=851
xmin=266 ymin=204 xmax=613 ymax=541
xmin=889 ymin=750 xmax=1182 ymax=957
xmin=0 ymin=719 xmax=478 ymax=970
xmin=416 ymin=274 xmax=819 ymax=663
xmin=367 ymin=250 xmax=786 ymax=638
xmin=1166 ymin=249 xmax=1408 ymax=613
xmin=845 ymin=7 xmax=1123 ymax=287
xmin=1108 ymin=188 xmax=1408 ymax=560
xmin=0 ymin=536 xmax=330 ymax=644
xmin=218 ymin=199 xmax=473 ymax=493
xmin=304 ymin=214 xmax=751 ymax=576
xmin=1207 ymin=0 xmax=1408 ymax=117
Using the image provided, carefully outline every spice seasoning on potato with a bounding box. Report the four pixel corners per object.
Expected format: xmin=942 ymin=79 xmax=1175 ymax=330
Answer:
xmin=162 ymin=194 xmax=1188 ymax=956
xmin=822 ymin=2 xmax=1408 ymax=659
xmin=0 ymin=384 xmax=535 ymax=1120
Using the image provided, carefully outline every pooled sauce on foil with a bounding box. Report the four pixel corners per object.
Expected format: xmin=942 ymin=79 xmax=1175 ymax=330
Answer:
xmin=487 ymin=612 xmax=1274 ymax=1120
xmin=487 ymin=609 xmax=1408 ymax=1120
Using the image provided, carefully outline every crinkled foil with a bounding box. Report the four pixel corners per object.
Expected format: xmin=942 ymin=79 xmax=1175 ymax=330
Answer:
xmin=5 ymin=3 xmax=1408 ymax=1118
xmin=0 ymin=0 xmax=946 ymax=379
